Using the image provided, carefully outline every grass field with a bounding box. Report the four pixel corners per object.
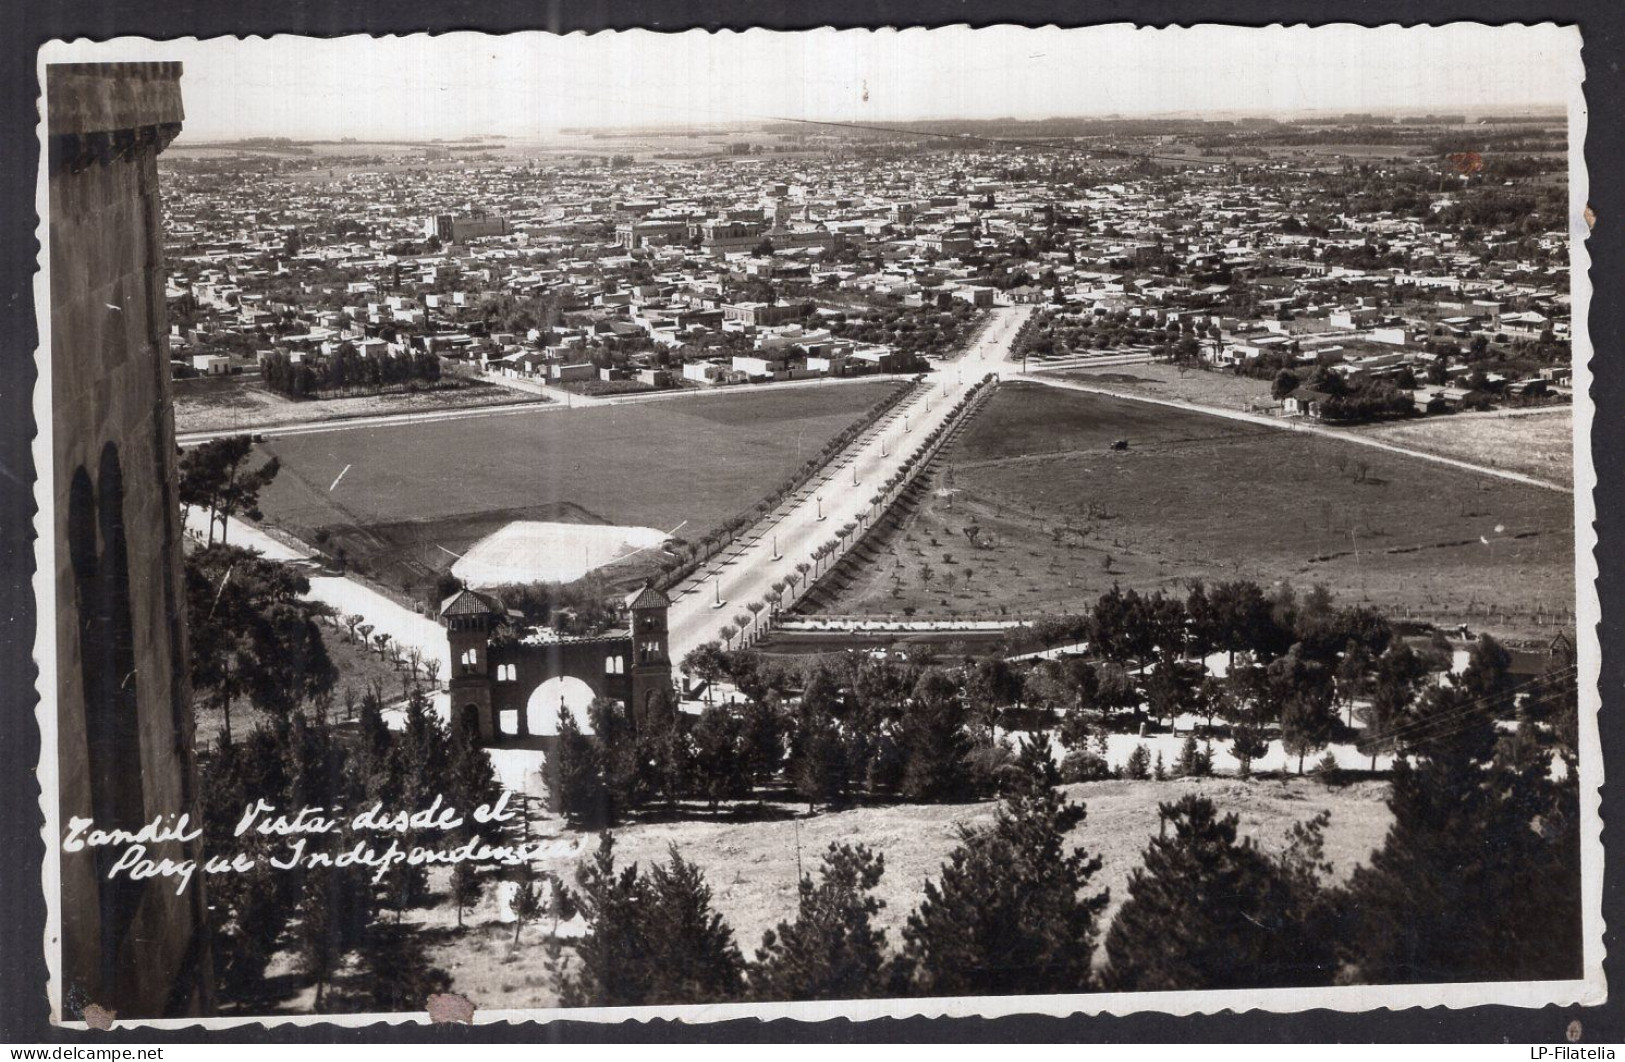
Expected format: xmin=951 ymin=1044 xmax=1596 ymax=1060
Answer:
xmin=254 ymin=382 xmax=900 ymax=597
xmin=404 ymin=775 xmax=1392 ymax=1012
xmin=1354 ymin=407 xmax=1574 ymax=488
xmin=1054 ymin=363 xmax=1276 ymax=412
xmin=173 ymin=373 xmax=544 ymax=434
xmin=815 ymin=383 xmax=1575 ymax=640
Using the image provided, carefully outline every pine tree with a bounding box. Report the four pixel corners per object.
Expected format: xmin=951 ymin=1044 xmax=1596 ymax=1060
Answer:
xmin=739 ymin=694 xmax=788 ymax=792
xmin=1345 ymin=683 xmax=1582 ymax=983
xmin=899 ymin=668 xmax=972 ymax=801
xmin=638 ymin=705 xmax=694 ymax=809
xmin=1174 ymin=735 xmax=1198 ymax=777
xmin=544 ymin=706 xmax=612 ymax=828
xmin=1103 ymin=795 xmax=1337 ymax=991
xmin=559 ymin=836 xmax=745 ymax=1006
xmin=790 ymin=706 xmax=850 ymax=810
xmin=1125 ymin=743 xmax=1152 ymax=780
xmin=1013 ymin=731 xmax=1062 ymax=791
xmin=1058 ymin=701 xmax=1096 ymax=751
xmin=589 ymin=696 xmax=645 ymax=815
xmin=448 ymin=713 xmax=504 ymax=844
xmin=1225 ymin=659 xmax=1272 ymax=777
xmin=198 ymin=728 xmax=297 ymax=1006
xmin=898 ymin=786 xmax=1107 ymax=996
xmin=754 ymin=843 xmax=889 ymax=1002
xmin=356 ymin=920 xmax=452 ymax=1014
xmin=691 ymin=703 xmax=749 ymax=808
xmin=511 ymin=876 xmax=545 ymax=946
xmin=451 ymin=861 xmax=482 ymax=929
xmin=296 ymin=862 xmax=375 ymax=1011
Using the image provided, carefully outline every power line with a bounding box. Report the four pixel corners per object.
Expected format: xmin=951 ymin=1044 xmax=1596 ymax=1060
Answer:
xmin=1368 ymin=663 xmax=1576 ymax=750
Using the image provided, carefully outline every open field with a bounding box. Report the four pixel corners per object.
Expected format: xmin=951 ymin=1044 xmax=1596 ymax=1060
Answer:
xmin=452 ymin=520 xmax=668 ymax=586
xmin=1354 ymin=407 xmax=1574 ymax=488
xmin=253 ymin=382 xmax=899 ymax=597
xmin=812 ymin=383 xmax=1575 ymax=641
xmin=173 ymin=373 xmax=545 ymax=434
xmin=1054 ymin=363 xmax=1275 ymax=412
xmin=400 ymin=775 xmax=1392 ymax=1012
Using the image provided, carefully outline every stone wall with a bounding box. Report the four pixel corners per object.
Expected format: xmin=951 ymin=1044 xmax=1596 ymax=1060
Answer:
xmin=47 ymin=61 xmax=211 ymax=1020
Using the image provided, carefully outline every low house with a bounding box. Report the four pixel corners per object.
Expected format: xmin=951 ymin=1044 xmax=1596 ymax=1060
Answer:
xmin=1412 ymin=387 xmax=1449 ymax=414
xmin=191 ymin=353 xmax=231 ymax=376
xmin=551 ymin=362 xmax=597 ymax=382
xmin=1283 ymin=387 xmax=1335 ymax=419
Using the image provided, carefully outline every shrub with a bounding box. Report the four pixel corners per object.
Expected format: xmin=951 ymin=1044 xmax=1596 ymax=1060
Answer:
xmin=1060 ymin=750 xmax=1113 ymax=784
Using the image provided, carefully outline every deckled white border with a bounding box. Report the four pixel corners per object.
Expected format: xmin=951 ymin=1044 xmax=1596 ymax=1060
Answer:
xmin=34 ymin=24 xmax=1605 ymax=1029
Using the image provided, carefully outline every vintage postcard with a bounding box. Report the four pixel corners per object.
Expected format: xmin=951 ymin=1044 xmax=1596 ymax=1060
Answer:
xmin=31 ymin=23 xmax=1602 ymax=1030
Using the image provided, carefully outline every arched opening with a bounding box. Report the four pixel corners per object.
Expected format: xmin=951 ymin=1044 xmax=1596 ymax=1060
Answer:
xmin=525 ymin=676 xmax=597 ymax=737
xmin=457 ymin=703 xmax=482 ymax=738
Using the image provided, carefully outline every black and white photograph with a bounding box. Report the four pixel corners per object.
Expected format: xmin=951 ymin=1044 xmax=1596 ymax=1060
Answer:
xmin=27 ymin=22 xmax=1603 ymax=1031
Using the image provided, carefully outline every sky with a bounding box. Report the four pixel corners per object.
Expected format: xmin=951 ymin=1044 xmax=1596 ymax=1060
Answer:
xmin=41 ymin=24 xmax=1582 ymax=142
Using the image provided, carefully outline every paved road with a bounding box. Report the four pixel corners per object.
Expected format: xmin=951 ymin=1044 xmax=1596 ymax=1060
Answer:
xmin=184 ymin=507 xmax=452 ymax=671
xmin=665 ymin=305 xmax=1035 ymax=663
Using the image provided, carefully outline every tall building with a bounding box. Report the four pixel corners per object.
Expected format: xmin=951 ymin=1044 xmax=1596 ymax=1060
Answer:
xmin=423 ymin=212 xmax=510 ymax=242
xmin=46 ymin=61 xmax=212 ymax=1020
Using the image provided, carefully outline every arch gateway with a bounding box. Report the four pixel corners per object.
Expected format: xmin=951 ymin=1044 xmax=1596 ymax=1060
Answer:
xmin=440 ymin=581 xmax=675 ymax=745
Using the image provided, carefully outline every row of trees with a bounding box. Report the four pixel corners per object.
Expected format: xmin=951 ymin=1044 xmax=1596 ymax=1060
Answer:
xmin=655 ymin=378 xmax=924 ymax=592
xmin=550 ymin=676 xmax=1580 ymax=1006
xmin=608 ymin=580 xmax=1569 ymax=821
xmin=261 ymin=344 xmax=445 ymax=398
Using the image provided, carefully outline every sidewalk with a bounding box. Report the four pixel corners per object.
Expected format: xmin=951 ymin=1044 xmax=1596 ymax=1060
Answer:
xmin=184 ymin=507 xmax=451 ymax=670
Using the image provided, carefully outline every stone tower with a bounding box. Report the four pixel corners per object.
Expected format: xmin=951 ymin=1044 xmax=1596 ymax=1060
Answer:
xmin=441 ymin=587 xmax=501 ymax=741
xmin=47 ymin=61 xmax=212 ymax=1019
xmin=625 ymin=581 xmax=675 ymax=729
